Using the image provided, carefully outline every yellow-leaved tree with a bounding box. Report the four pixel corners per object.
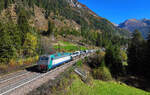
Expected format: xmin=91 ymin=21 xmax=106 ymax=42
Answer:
xmin=120 ymin=50 xmax=127 ymax=61
xmin=23 ymin=33 xmax=38 ymax=56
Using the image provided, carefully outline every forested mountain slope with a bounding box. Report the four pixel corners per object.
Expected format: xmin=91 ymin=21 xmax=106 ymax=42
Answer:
xmin=0 ymin=0 xmax=129 ymax=36
xmin=0 ymin=0 xmax=129 ymax=64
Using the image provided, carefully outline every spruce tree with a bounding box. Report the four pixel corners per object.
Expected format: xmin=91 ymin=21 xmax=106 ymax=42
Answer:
xmin=0 ymin=22 xmax=21 ymax=63
xmin=0 ymin=0 xmax=5 ymax=12
xmin=145 ymin=32 xmax=150 ymax=78
xmin=105 ymin=43 xmax=123 ymax=77
xmin=17 ymin=8 xmax=30 ymax=44
xmin=127 ymin=29 xmax=145 ymax=74
xmin=47 ymin=21 xmax=54 ymax=36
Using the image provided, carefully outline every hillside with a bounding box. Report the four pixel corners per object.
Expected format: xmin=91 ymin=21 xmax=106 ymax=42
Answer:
xmin=0 ymin=0 xmax=131 ymax=68
xmin=119 ymin=18 xmax=150 ymax=38
xmin=0 ymin=0 xmax=130 ymax=64
xmin=27 ymin=59 xmax=150 ymax=95
xmin=63 ymin=74 xmax=150 ymax=95
xmin=0 ymin=0 xmax=129 ymax=36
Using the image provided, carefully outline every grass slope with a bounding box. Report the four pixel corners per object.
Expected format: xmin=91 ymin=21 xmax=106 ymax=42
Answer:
xmin=54 ymin=41 xmax=87 ymax=52
xmin=63 ymin=75 xmax=150 ymax=95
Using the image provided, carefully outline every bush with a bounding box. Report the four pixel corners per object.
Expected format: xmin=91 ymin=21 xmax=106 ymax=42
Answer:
xmin=17 ymin=59 xmax=23 ymax=66
xmin=35 ymin=55 xmax=39 ymax=61
xmin=76 ymin=60 xmax=83 ymax=67
xmin=105 ymin=44 xmax=124 ymax=77
xmin=120 ymin=50 xmax=127 ymax=61
xmin=92 ymin=66 xmax=112 ymax=81
xmin=86 ymin=52 xmax=105 ymax=69
xmin=99 ymin=51 xmax=106 ymax=58
xmin=0 ymin=63 xmax=8 ymax=74
xmin=9 ymin=59 xmax=17 ymax=67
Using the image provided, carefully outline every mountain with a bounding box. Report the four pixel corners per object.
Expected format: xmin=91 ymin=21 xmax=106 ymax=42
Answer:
xmin=0 ymin=0 xmax=130 ymax=64
xmin=119 ymin=18 xmax=150 ymax=38
xmin=0 ymin=0 xmax=130 ymax=51
xmin=0 ymin=0 xmax=129 ymax=37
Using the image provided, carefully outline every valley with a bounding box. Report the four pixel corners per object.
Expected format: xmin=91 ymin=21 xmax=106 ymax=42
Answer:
xmin=0 ymin=0 xmax=150 ymax=95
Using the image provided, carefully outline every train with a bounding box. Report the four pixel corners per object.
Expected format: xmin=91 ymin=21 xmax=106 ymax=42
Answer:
xmin=37 ymin=49 xmax=96 ymax=72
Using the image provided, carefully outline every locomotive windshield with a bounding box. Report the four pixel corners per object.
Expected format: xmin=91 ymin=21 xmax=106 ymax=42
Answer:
xmin=40 ymin=57 xmax=49 ymax=61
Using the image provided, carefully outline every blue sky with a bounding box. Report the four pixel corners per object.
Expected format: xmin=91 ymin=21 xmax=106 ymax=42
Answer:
xmin=78 ymin=0 xmax=150 ymax=24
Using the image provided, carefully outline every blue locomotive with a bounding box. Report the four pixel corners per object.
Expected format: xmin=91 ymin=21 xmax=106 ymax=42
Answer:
xmin=37 ymin=53 xmax=72 ymax=71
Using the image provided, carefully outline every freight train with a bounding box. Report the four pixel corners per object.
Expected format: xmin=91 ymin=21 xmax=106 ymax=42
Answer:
xmin=37 ymin=50 xmax=96 ymax=72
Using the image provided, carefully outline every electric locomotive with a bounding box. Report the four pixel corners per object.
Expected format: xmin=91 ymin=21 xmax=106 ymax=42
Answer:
xmin=37 ymin=53 xmax=72 ymax=72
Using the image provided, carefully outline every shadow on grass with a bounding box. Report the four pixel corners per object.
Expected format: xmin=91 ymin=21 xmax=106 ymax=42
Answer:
xmin=119 ymin=75 xmax=150 ymax=92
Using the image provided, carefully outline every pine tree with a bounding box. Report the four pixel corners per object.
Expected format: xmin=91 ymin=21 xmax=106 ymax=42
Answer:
xmin=0 ymin=22 xmax=21 ymax=63
xmin=105 ymin=43 xmax=123 ymax=77
xmin=28 ymin=0 xmax=34 ymax=7
xmin=144 ymin=32 xmax=150 ymax=78
xmin=4 ymin=0 xmax=12 ymax=8
xmin=17 ymin=7 xmax=30 ymax=44
xmin=0 ymin=0 xmax=5 ymax=12
xmin=127 ymin=29 xmax=145 ymax=74
xmin=47 ymin=21 xmax=54 ymax=36
xmin=147 ymin=32 xmax=150 ymax=45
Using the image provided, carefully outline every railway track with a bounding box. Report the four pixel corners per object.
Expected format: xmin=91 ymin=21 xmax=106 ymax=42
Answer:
xmin=0 ymin=54 xmax=92 ymax=95
xmin=0 ymin=71 xmax=30 ymax=84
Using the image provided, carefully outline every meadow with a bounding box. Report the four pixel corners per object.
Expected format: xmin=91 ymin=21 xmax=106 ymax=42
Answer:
xmin=53 ymin=41 xmax=87 ymax=52
xmin=62 ymin=74 xmax=150 ymax=95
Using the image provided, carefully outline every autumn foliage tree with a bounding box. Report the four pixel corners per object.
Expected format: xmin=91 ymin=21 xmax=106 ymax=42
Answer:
xmin=23 ymin=33 xmax=38 ymax=56
xmin=0 ymin=6 xmax=39 ymax=63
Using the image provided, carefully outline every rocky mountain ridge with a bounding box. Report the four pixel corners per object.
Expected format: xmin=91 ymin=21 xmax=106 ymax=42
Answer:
xmin=119 ymin=18 xmax=150 ymax=38
xmin=66 ymin=0 xmax=98 ymax=16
